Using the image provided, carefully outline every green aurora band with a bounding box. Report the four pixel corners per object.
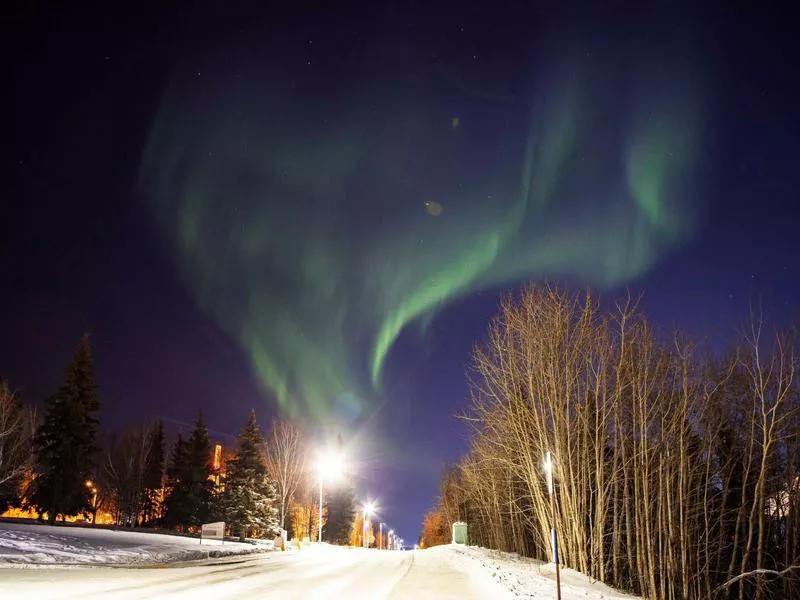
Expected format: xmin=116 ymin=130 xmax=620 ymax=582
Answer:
xmin=139 ymin=49 xmax=703 ymax=420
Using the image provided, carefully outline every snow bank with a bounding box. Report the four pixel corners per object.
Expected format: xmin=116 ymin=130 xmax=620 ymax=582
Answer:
xmin=426 ymin=544 xmax=640 ymax=600
xmin=0 ymin=522 xmax=271 ymax=566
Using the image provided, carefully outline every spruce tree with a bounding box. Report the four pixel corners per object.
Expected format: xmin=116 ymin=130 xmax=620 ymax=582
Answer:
xmin=163 ymin=433 xmax=190 ymax=529
xmin=185 ymin=411 xmax=214 ymax=526
xmin=30 ymin=334 xmax=100 ymax=523
xmin=219 ymin=410 xmax=279 ymax=540
xmin=163 ymin=412 xmax=214 ymax=530
xmin=142 ymin=420 xmax=164 ymax=525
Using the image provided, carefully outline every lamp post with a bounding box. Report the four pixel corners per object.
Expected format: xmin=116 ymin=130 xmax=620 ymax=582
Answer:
xmin=85 ymin=480 xmax=98 ymax=524
xmin=316 ymin=452 xmax=344 ymax=543
xmin=544 ymin=452 xmax=562 ymax=600
xmin=318 ymin=477 xmax=323 ymax=543
xmin=363 ymin=501 xmax=376 ymax=548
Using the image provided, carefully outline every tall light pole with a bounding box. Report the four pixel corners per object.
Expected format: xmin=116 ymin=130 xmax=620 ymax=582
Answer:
xmin=544 ymin=452 xmax=562 ymax=600
xmin=85 ymin=480 xmax=98 ymax=524
xmin=316 ymin=451 xmax=344 ymax=543
xmin=363 ymin=501 xmax=376 ymax=548
xmin=318 ymin=477 xmax=323 ymax=543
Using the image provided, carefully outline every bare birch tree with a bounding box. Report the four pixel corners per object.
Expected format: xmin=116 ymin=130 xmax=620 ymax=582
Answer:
xmin=264 ymin=420 xmax=307 ymax=531
xmin=104 ymin=424 xmax=155 ymax=526
xmin=428 ymin=285 xmax=800 ymax=600
xmin=0 ymin=382 xmax=35 ymax=505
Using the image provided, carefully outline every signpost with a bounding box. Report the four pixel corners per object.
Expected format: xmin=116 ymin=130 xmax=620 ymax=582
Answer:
xmin=544 ymin=452 xmax=561 ymax=600
xmin=200 ymin=521 xmax=225 ymax=545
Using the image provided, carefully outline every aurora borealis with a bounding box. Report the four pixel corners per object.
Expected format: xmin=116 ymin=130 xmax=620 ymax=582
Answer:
xmin=5 ymin=0 xmax=800 ymax=550
xmin=139 ymin=24 xmax=703 ymax=420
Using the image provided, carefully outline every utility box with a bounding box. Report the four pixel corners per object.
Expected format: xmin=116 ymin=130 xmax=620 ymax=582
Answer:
xmin=452 ymin=522 xmax=468 ymax=545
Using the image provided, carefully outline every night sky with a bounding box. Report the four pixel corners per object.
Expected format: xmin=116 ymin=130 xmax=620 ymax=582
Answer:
xmin=3 ymin=3 xmax=799 ymax=542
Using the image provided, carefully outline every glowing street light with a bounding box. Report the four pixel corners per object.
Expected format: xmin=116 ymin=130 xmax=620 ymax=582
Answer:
xmin=316 ymin=451 xmax=345 ymax=543
xmin=543 ymin=451 xmax=562 ymax=600
xmin=363 ymin=501 xmax=377 ymax=548
xmin=85 ymin=480 xmax=98 ymax=524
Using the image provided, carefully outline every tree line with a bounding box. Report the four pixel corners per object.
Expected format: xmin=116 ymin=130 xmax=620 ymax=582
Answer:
xmin=421 ymin=286 xmax=800 ymax=600
xmin=1 ymin=334 xmax=358 ymax=543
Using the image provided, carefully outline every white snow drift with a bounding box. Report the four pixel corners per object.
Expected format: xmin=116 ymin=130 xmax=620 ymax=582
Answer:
xmin=430 ymin=544 xmax=640 ymax=600
xmin=0 ymin=522 xmax=269 ymax=566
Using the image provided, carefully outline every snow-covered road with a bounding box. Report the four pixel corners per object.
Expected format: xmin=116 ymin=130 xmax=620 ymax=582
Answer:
xmin=0 ymin=545 xmax=511 ymax=600
xmin=0 ymin=524 xmax=637 ymax=599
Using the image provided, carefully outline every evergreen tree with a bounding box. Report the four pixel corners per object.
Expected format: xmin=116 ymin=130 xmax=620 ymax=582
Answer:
xmin=30 ymin=334 xmax=99 ymax=523
xmin=185 ymin=411 xmax=214 ymax=525
xmin=163 ymin=434 xmax=190 ymax=529
xmin=163 ymin=412 xmax=214 ymax=530
xmin=219 ymin=410 xmax=279 ymax=540
xmin=324 ymin=485 xmax=357 ymax=545
xmin=142 ymin=420 xmax=164 ymax=525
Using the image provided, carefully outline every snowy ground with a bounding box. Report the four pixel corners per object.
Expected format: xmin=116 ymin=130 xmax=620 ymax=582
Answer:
xmin=0 ymin=527 xmax=639 ymax=599
xmin=432 ymin=545 xmax=640 ymax=600
xmin=0 ymin=522 xmax=270 ymax=566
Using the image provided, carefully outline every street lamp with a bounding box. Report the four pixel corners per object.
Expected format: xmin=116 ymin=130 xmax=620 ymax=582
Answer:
xmin=85 ymin=480 xmax=98 ymax=524
xmin=363 ymin=501 xmax=376 ymax=548
xmin=316 ymin=451 xmax=345 ymax=543
xmin=543 ymin=451 xmax=562 ymax=600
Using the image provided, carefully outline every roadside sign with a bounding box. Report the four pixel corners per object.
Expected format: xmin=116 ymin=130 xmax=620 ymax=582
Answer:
xmin=452 ymin=522 xmax=468 ymax=545
xmin=201 ymin=521 xmax=225 ymax=544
